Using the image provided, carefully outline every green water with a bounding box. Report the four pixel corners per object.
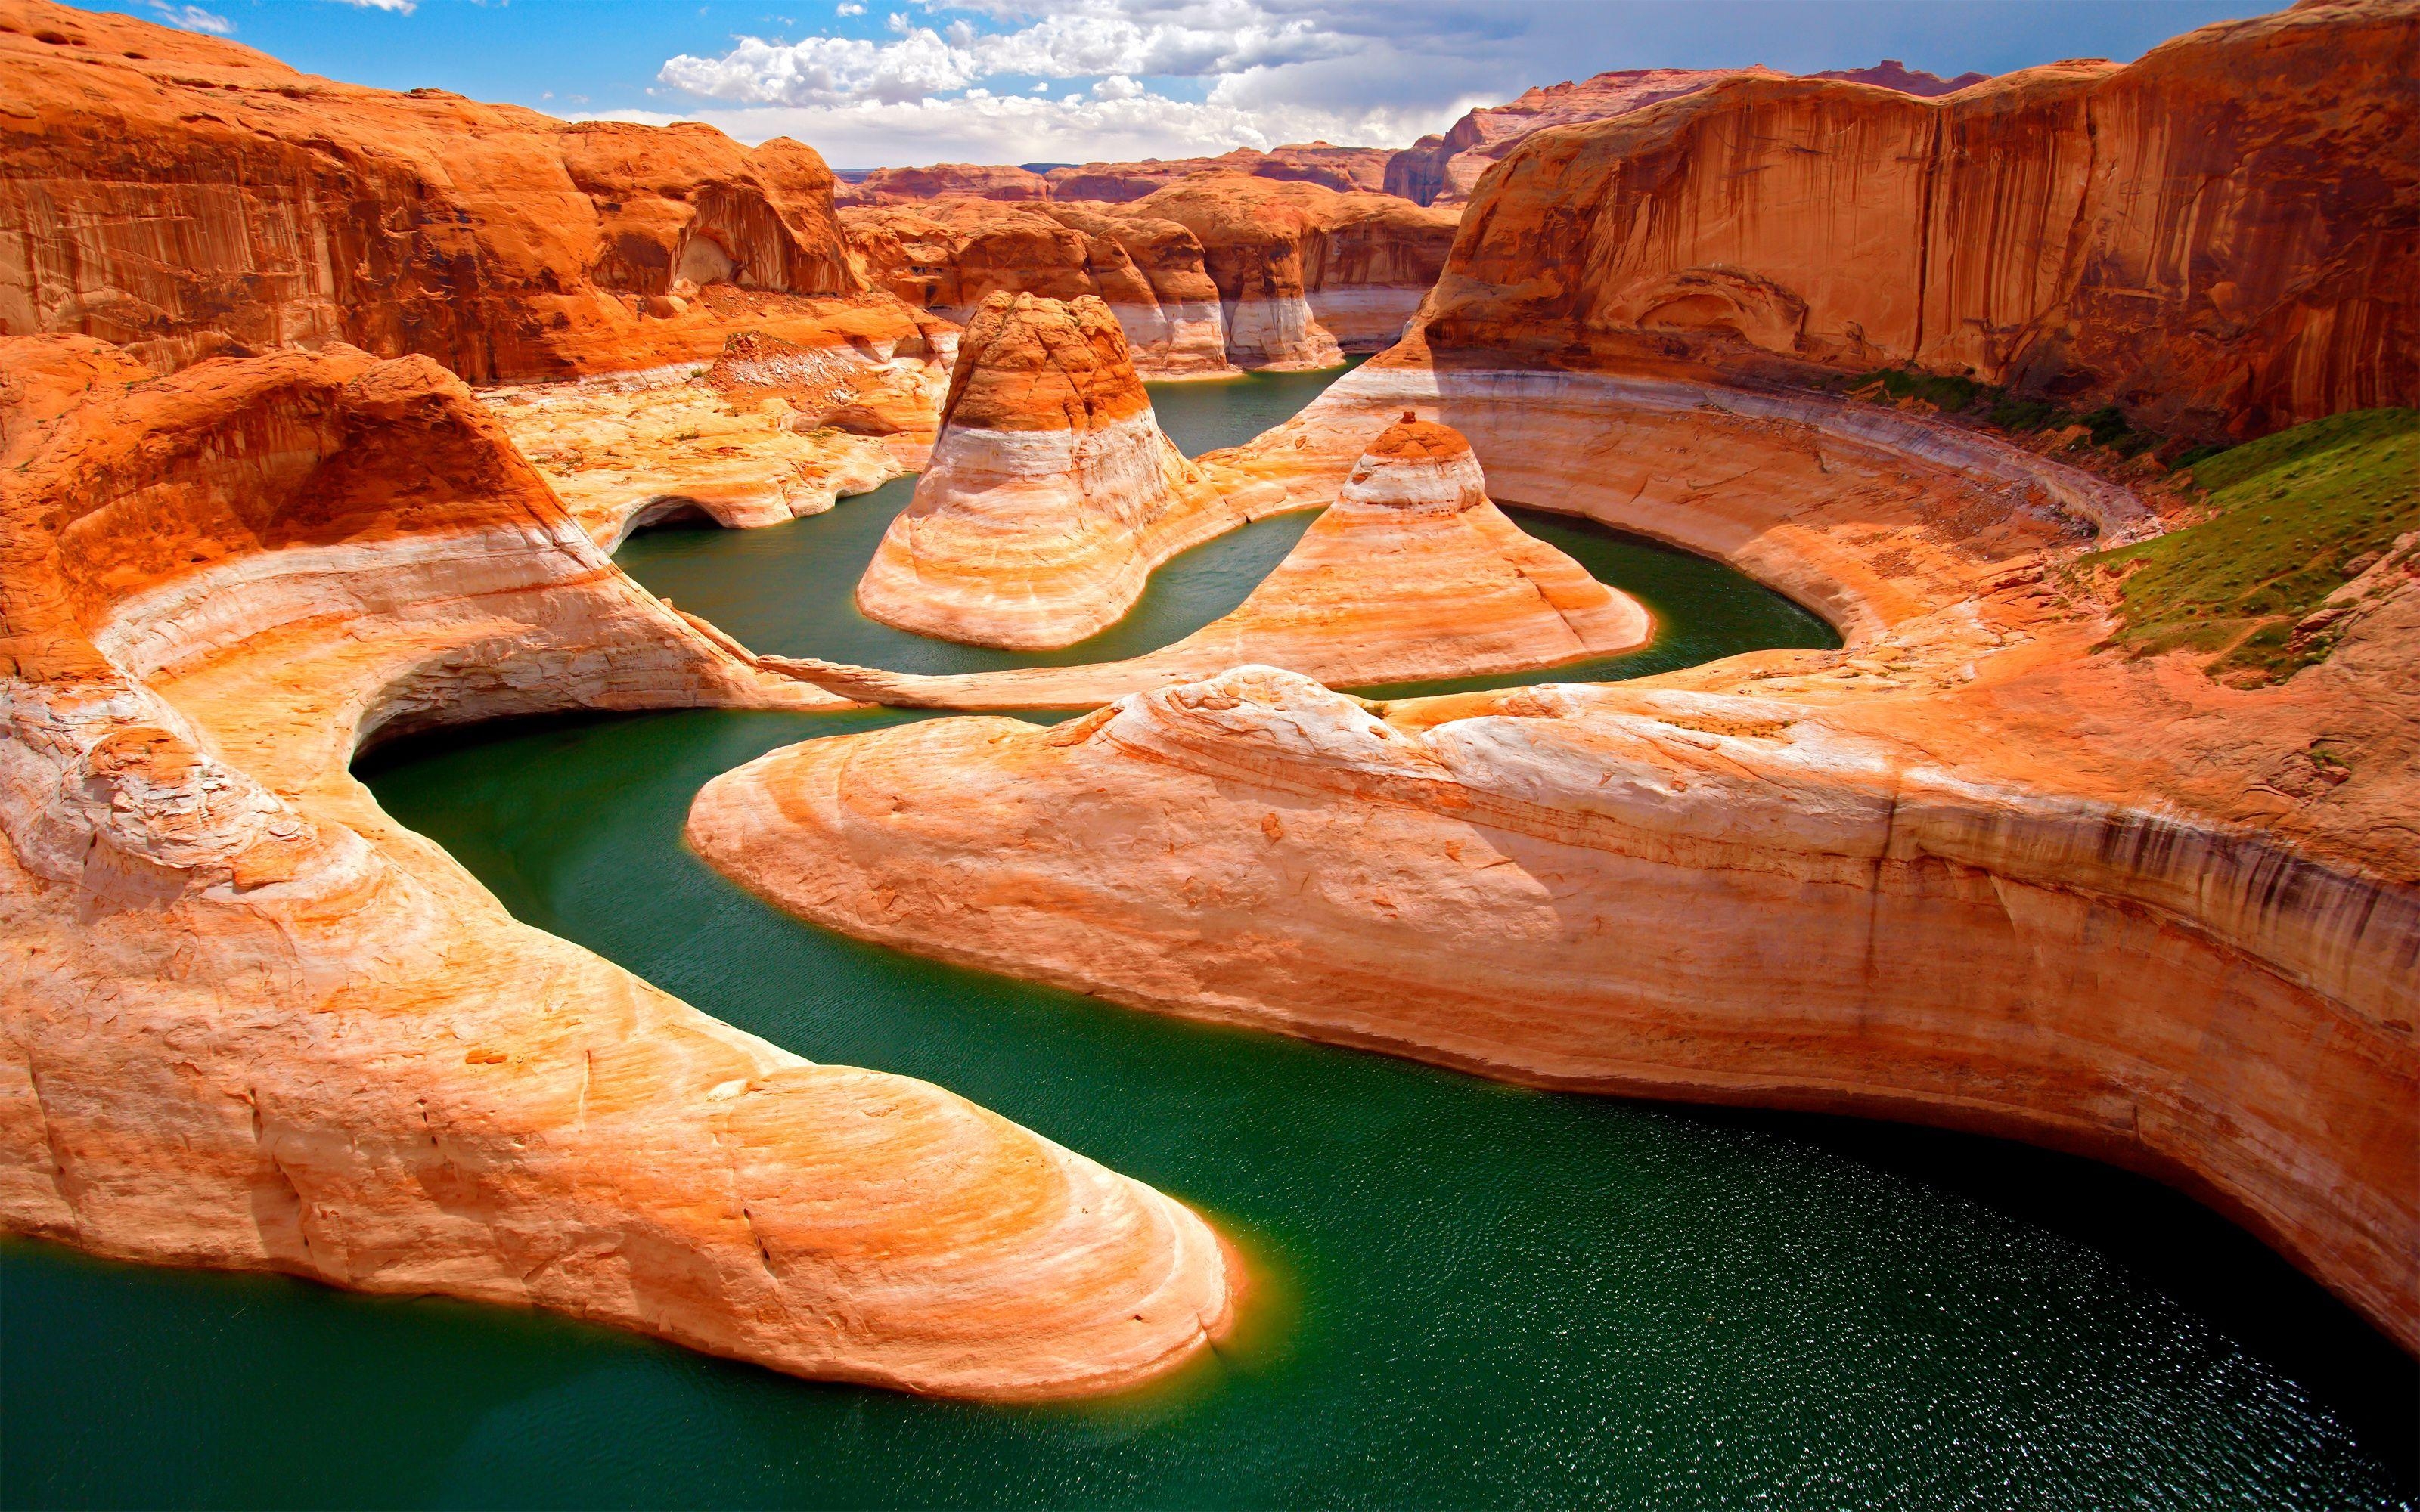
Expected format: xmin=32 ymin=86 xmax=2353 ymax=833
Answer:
xmin=5 ymin=370 xmax=2413 ymax=1510
xmin=616 ymin=359 xmax=1838 ymax=684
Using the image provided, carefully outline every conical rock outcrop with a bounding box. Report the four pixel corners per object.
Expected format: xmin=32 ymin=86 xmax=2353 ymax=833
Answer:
xmin=853 ymin=292 xmax=1202 ymax=649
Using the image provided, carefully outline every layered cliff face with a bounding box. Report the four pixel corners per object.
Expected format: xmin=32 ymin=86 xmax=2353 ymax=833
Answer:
xmin=835 ymin=162 xmax=1052 ymax=205
xmin=783 ymin=414 xmax=1646 ymax=708
xmin=1045 ymin=144 xmax=1396 ymax=203
xmin=0 ymin=333 xmax=1236 ymax=1397
xmin=1131 ymin=176 xmax=1462 ymax=368
xmin=842 ymin=200 xmax=1230 ymax=376
xmin=1382 ymin=61 xmax=1992 ymax=208
xmin=1382 ymin=67 xmax=1781 ymax=207
xmin=1414 ymin=0 xmax=2420 ymax=437
xmin=855 ymin=293 xmax=1217 ymax=647
xmin=845 ymin=178 xmax=1457 ymax=373
xmin=0 ymin=0 xmax=893 ymax=381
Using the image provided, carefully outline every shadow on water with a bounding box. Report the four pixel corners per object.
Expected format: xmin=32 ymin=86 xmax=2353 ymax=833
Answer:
xmin=5 ymin=363 xmax=2412 ymax=1510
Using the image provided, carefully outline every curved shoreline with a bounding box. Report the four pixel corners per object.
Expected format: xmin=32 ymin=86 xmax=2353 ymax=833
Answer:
xmin=689 ymin=358 xmax=2420 ymax=1354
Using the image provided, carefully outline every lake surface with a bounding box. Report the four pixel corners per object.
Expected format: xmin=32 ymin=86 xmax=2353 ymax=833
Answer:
xmin=5 ymin=367 xmax=2412 ymax=1510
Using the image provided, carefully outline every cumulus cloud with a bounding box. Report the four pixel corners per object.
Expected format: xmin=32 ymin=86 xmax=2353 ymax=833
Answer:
xmin=335 ymin=0 xmax=418 ymax=11
xmin=638 ymin=0 xmax=2232 ymax=169
xmin=659 ymin=27 xmax=982 ymax=105
xmin=580 ymin=88 xmax=1459 ymax=166
xmin=659 ymin=0 xmax=1372 ymax=111
xmin=147 ymin=2 xmax=234 ymax=32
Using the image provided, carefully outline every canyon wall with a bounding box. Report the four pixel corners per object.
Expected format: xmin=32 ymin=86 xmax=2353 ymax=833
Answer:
xmin=0 ymin=332 xmax=1237 ymax=1397
xmin=1414 ymin=0 xmax=2420 ymax=436
xmin=0 ymin=0 xmax=909 ymax=382
xmin=836 ymin=162 xmax=1052 ymax=205
xmin=847 ymin=178 xmax=1458 ymax=373
xmin=1382 ymin=62 xmax=1990 ymax=208
xmin=1045 ymin=144 xmax=1395 ymax=203
xmin=1130 ymin=176 xmax=1461 ymax=367
xmin=843 ymin=200 xmax=1231 ymax=376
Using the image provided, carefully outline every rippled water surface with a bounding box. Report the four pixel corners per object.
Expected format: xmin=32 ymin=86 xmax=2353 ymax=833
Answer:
xmin=5 ymin=367 xmax=2412 ymax=1510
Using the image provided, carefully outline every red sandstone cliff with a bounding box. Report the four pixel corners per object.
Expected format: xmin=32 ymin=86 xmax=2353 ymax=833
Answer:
xmin=842 ymin=200 xmax=1230 ymax=374
xmin=1045 ymin=144 xmax=1396 ymax=203
xmin=836 ymin=163 xmax=1052 ymax=206
xmin=1411 ymin=0 xmax=2420 ymax=436
xmin=1381 ymin=61 xmax=1995 ymax=208
xmin=0 ymin=0 xmax=906 ymax=381
xmin=1128 ymin=176 xmax=1461 ymax=366
xmin=1382 ymin=67 xmax=1780 ymax=207
xmin=845 ymin=178 xmax=1458 ymax=372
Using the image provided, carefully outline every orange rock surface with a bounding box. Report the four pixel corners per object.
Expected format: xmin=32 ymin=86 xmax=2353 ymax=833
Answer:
xmin=1382 ymin=61 xmax=1992 ymax=208
xmin=846 ymin=177 xmax=1457 ymax=373
xmin=1382 ymin=66 xmax=1781 ymax=206
xmin=836 ymin=162 xmax=1053 ymax=205
xmin=791 ymin=414 xmax=1645 ymax=707
xmin=0 ymin=0 xmax=926 ymax=382
xmin=1413 ymin=0 xmax=2420 ymax=436
xmin=854 ymin=293 xmax=1240 ymax=647
xmin=695 ymin=341 xmax=2420 ymax=1356
xmin=1044 ymin=144 xmax=1397 ymax=203
xmin=1129 ymin=176 xmax=1461 ymax=368
xmin=0 ymin=333 xmax=1236 ymax=1397
xmin=844 ymin=200 xmax=1231 ymax=376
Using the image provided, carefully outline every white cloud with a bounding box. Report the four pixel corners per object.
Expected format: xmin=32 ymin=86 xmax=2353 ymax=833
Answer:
xmin=147 ymin=0 xmax=234 ymax=29
xmin=1088 ymin=72 xmax=1142 ymax=101
xmin=579 ymin=87 xmax=1460 ymax=166
xmin=334 ymin=0 xmax=417 ymax=11
xmin=836 ymin=1 xmax=864 ymax=11
xmin=659 ymin=27 xmax=982 ymax=105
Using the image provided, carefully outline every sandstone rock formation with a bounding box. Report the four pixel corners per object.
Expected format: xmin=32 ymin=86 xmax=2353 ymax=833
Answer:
xmin=0 ymin=0 xmax=898 ymax=381
xmin=836 ymin=162 xmax=1052 ymax=205
xmin=1129 ymin=176 xmax=1461 ymax=367
xmin=0 ymin=333 xmax=1236 ymax=1397
xmin=846 ymin=176 xmax=1457 ymax=373
xmin=844 ymin=200 xmax=1232 ymax=376
xmin=854 ymin=293 xmax=1236 ymax=647
xmin=1044 ymin=144 xmax=1396 ymax=203
xmin=1382 ymin=61 xmax=1992 ymax=208
xmin=792 ymin=414 xmax=1646 ymax=707
xmin=1411 ymin=0 xmax=2420 ymax=437
xmin=694 ymin=343 xmax=2420 ymax=1358
xmin=483 ymin=333 xmax=952 ymax=549
xmin=1383 ymin=67 xmax=1782 ymax=206
xmin=1809 ymin=59 xmax=1990 ymax=93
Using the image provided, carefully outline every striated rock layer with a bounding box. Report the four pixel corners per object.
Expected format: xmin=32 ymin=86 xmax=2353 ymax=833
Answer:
xmin=0 ymin=0 xmax=923 ymax=382
xmin=1413 ymin=0 xmax=2420 ymax=437
xmin=1382 ymin=61 xmax=1988 ymax=207
xmin=848 ymin=177 xmax=1457 ymax=373
xmin=844 ymin=200 xmax=1232 ymax=376
xmin=482 ymin=315 xmax=957 ymax=548
xmin=854 ymin=293 xmax=1240 ymax=647
xmin=793 ymin=414 xmax=1645 ymax=707
xmin=836 ymin=162 xmax=1052 ymax=206
xmin=0 ymin=333 xmax=1236 ymax=1397
xmin=1129 ymin=177 xmax=1460 ymax=368
xmin=693 ymin=337 xmax=2419 ymax=1356
xmin=1045 ymin=144 xmax=1396 ymax=203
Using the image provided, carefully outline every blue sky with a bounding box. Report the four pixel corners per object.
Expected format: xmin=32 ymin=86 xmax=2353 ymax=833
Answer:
xmin=86 ymin=0 xmax=2261 ymax=167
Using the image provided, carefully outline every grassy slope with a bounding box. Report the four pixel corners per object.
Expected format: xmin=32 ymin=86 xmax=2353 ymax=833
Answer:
xmin=2083 ymin=408 xmax=2418 ymax=683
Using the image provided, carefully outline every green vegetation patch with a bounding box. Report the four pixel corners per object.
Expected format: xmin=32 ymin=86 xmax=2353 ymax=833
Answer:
xmin=2083 ymin=407 xmax=2418 ymax=684
xmin=1843 ymin=369 xmax=2162 ymax=455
